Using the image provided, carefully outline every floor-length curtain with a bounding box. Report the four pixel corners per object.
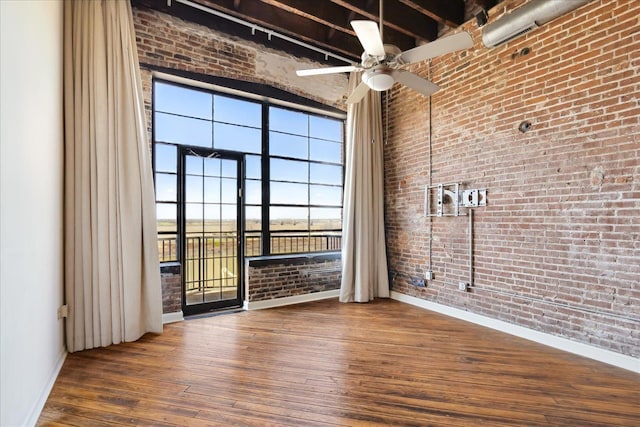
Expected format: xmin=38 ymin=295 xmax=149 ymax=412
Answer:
xmin=64 ymin=0 xmax=162 ymax=352
xmin=340 ymin=73 xmax=390 ymax=302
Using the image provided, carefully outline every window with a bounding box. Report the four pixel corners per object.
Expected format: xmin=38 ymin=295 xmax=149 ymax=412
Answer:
xmin=268 ymin=107 xmax=342 ymax=254
xmin=152 ymin=79 xmax=344 ymax=262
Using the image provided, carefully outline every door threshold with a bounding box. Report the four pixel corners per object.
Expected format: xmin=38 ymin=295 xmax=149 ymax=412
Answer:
xmin=184 ymin=307 xmax=244 ymax=320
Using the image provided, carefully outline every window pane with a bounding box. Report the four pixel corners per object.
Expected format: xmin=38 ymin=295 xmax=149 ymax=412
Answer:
xmin=214 ymin=95 xmax=261 ymax=128
xmin=155 ymin=82 xmax=212 ymax=120
xmin=185 ymin=204 xmax=203 ymax=232
xmin=204 ymin=204 xmax=221 ymax=222
xmin=245 ymin=205 xmax=262 ymax=255
xmin=245 ymin=179 xmax=261 ymax=205
xmin=155 ymin=173 xmax=177 ymax=202
xmin=155 ymin=112 xmax=212 ymax=147
xmin=270 ymin=107 xmax=308 ymax=135
xmin=154 ymin=143 xmax=177 ymax=173
xmin=214 ymin=123 xmax=261 ymax=153
xmin=221 ymin=205 xmax=237 ymax=221
xmin=157 ymin=232 xmax=177 ymax=262
xmin=270 ymin=132 xmax=308 ymax=159
xmin=310 ymin=163 xmax=342 ymax=185
xmin=185 ymin=155 xmax=202 ymax=175
xmin=245 ymin=155 xmax=261 ymax=179
xmin=310 ymin=184 xmax=341 ymax=206
xmin=271 ymin=182 xmax=308 ymax=205
xmin=221 ymin=159 xmax=237 ymax=178
xmin=245 ymin=206 xmax=261 ymax=229
xmin=310 ymin=116 xmax=342 ymax=141
xmin=203 ymin=157 xmax=220 ymax=177
xmin=185 ymin=176 xmax=203 ymax=203
xmin=310 ymin=208 xmax=342 ymax=230
xmin=204 ymin=177 xmax=220 ymax=203
xmin=270 ymin=207 xmax=308 ymax=230
xmin=270 ymin=231 xmax=309 ymax=254
xmin=310 ymin=139 xmax=341 ymax=164
xmin=270 ymin=158 xmax=308 ymax=183
xmin=156 ymin=202 xmax=176 ymax=228
xmin=221 ymin=178 xmax=237 ymax=204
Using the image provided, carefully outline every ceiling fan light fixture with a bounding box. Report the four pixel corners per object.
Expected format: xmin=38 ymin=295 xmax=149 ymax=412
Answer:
xmin=363 ymin=67 xmax=394 ymax=91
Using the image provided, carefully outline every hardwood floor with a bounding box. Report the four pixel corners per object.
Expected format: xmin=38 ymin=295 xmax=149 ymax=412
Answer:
xmin=39 ymin=299 xmax=639 ymax=426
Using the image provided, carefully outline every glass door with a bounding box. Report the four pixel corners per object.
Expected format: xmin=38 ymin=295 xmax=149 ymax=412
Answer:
xmin=181 ymin=147 xmax=243 ymax=315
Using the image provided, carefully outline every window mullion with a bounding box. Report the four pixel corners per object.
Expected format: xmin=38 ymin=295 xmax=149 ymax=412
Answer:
xmin=261 ymin=103 xmax=270 ymax=256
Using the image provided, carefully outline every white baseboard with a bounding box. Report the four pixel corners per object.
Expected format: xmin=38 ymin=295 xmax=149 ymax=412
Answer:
xmin=162 ymin=311 xmax=184 ymax=324
xmin=244 ymin=289 xmax=340 ymax=310
xmin=25 ymin=349 xmax=67 ymax=427
xmin=391 ymin=291 xmax=640 ymax=373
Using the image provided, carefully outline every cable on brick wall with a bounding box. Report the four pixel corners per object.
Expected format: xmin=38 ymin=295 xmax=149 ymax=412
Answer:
xmin=427 ymin=59 xmax=433 ymax=273
xmin=471 ymin=286 xmax=640 ymax=323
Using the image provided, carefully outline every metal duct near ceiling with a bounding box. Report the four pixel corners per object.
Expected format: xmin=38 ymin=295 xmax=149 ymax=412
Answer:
xmin=482 ymin=0 xmax=592 ymax=48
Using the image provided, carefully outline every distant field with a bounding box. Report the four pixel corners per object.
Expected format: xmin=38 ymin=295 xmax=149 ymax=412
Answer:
xmin=157 ymin=219 xmax=341 ymax=233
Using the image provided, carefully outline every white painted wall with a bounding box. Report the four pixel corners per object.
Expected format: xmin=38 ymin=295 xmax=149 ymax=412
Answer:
xmin=1 ymin=1 xmax=66 ymax=425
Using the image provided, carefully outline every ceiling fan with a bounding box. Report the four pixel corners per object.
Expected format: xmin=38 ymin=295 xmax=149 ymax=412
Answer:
xmin=296 ymin=1 xmax=473 ymax=104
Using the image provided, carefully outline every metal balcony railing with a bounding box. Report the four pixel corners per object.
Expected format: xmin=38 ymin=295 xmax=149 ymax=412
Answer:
xmin=157 ymin=232 xmax=341 ymax=263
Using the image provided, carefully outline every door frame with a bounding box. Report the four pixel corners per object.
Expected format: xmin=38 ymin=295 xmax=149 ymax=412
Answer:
xmin=178 ymin=146 xmax=245 ymax=316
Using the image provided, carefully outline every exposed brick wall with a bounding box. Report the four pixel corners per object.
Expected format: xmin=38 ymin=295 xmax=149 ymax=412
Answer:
xmin=385 ymin=0 xmax=639 ymax=357
xmin=160 ymin=263 xmax=182 ymax=314
xmin=246 ymin=254 xmax=341 ymax=302
xmin=132 ymin=6 xmax=348 ymax=111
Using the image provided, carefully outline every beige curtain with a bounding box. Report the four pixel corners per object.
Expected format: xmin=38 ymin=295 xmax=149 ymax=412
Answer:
xmin=64 ymin=0 xmax=162 ymax=352
xmin=340 ymin=73 xmax=389 ymax=302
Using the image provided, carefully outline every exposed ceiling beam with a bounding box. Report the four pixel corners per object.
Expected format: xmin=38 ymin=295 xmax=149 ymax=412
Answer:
xmin=199 ymin=0 xmax=424 ymax=56
xmin=331 ymin=0 xmax=438 ymax=42
xmin=196 ymin=0 xmax=366 ymax=59
xmin=329 ymin=0 xmax=438 ymax=42
xmin=397 ymin=0 xmax=466 ymax=28
xmin=131 ymin=0 xmax=470 ymax=65
xmin=132 ymin=0 xmax=355 ymax=64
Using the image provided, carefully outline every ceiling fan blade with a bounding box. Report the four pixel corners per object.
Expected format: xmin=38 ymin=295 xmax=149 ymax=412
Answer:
xmin=391 ymin=70 xmax=440 ymax=97
xmin=346 ymin=81 xmax=371 ymax=104
xmin=296 ymin=65 xmax=358 ymax=77
xmin=351 ymin=20 xmax=386 ymax=57
xmin=399 ymin=31 xmax=473 ymax=65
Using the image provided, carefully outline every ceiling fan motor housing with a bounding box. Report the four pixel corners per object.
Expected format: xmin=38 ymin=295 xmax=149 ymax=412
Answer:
xmin=363 ymin=65 xmax=395 ymax=91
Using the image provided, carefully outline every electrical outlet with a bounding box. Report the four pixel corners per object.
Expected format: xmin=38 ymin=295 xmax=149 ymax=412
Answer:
xmin=425 ymin=270 xmax=433 ymax=280
xmin=458 ymin=282 xmax=468 ymax=291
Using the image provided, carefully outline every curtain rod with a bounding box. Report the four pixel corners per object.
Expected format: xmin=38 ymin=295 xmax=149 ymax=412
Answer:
xmin=169 ymin=0 xmax=355 ymax=64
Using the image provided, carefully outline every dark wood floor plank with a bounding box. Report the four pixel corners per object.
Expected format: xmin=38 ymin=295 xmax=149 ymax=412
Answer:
xmin=38 ymin=299 xmax=640 ymax=426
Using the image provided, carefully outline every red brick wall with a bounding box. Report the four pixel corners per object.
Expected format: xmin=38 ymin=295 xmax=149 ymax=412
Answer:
xmin=160 ymin=263 xmax=181 ymax=314
xmin=385 ymin=0 xmax=639 ymax=357
xmin=132 ymin=6 xmax=348 ymax=111
xmin=246 ymin=255 xmax=341 ymax=302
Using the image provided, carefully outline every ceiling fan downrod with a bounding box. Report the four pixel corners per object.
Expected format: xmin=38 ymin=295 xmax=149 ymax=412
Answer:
xmin=379 ymin=0 xmax=384 ymax=42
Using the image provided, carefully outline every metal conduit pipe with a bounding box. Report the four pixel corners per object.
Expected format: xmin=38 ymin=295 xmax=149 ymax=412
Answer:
xmin=482 ymin=0 xmax=592 ymax=48
xmin=469 ymin=208 xmax=473 ymax=288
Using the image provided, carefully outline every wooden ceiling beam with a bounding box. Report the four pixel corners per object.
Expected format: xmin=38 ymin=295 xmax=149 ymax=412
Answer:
xmin=259 ymin=0 xmax=427 ymax=51
xmin=330 ymin=0 xmax=438 ymax=42
xmin=132 ymin=0 xmax=356 ymax=63
xmin=397 ymin=0 xmax=466 ymax=28
xmin=196 ymin=0 xmax=367 ymax=59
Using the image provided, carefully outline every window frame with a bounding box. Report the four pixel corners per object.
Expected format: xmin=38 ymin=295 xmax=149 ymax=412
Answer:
xmin=151 ymin=74 xmax=345 ymax=262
